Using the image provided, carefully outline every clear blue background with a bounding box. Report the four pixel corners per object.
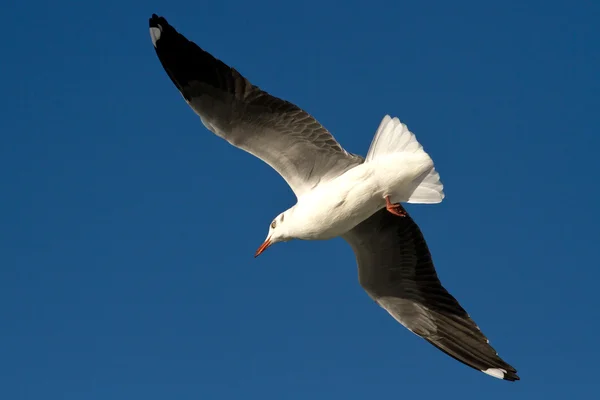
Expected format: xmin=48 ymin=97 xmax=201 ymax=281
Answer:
xmin=2 ymin=0 xmax=598 ymax=398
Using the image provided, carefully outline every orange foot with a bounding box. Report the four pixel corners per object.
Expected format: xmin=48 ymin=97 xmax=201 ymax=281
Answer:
xmin=385 ymin=195 xmax=407 ymax=217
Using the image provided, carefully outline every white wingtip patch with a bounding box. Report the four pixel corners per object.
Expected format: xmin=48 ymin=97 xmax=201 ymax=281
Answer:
xmin=150 ymin=26 xmax=162 ymax=47
xmin=483 ymin=368 xmax=507 ymax=379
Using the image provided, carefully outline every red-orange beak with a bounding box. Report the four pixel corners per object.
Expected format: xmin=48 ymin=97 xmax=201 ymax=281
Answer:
xmin=254 ymin=237 xmax=272 ymax=258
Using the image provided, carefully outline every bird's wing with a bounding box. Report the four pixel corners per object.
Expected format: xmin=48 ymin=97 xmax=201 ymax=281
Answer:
xmin=149 ymin=15 xmax=363 ymax=198
xmin=342 ymin=208 xmax=519 ymax=381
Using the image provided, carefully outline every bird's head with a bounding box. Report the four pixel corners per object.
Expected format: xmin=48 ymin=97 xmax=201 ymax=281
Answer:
xmin=254 ymin=211 xmax=293 ymax=257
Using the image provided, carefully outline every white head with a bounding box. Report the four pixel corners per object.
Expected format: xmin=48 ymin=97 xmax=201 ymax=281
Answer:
xmin=254 ymin=210 xmax=293 ymax=257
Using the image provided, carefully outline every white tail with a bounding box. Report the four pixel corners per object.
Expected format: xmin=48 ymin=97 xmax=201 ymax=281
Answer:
xmin=406 ymin=167 xmax=444 ymax=204
xmin=366 ymin=115 xmax=445 ymax=204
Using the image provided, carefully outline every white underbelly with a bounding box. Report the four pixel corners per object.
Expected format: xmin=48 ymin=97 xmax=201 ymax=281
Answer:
xmin=293 ymin=189 xmax=382 ymax=240
xmin=291 ymin=153 xmax=433 ymax=240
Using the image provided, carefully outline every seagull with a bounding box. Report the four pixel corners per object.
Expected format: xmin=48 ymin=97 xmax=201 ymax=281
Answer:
xmin=148 ymin=14 xmax=519 ymax=381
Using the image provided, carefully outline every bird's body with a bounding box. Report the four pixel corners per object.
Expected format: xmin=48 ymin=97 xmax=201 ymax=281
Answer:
xmin=148 ymin=14 xmax=520 ymax=382
xmin=287 ymin=152 xmax=434 ymax=241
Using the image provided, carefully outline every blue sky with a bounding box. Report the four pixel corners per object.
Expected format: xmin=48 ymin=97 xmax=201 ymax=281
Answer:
xmin=2 ymin=0 xmax=599 ymax=398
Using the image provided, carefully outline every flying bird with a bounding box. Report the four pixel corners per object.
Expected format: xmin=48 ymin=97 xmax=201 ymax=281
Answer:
xmin=148 ymin=14 xmax=519 ymax=381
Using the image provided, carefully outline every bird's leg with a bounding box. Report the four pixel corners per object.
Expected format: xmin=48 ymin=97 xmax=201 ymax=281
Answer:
xmin=384 ymin=195 xmax=407 ymax=217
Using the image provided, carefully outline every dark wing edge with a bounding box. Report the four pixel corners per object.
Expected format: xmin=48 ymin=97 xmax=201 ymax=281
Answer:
xmin=148 ymin=14 xmax=363 ymax=197
xmin=342 ymin=208 xmax=520 ymax=381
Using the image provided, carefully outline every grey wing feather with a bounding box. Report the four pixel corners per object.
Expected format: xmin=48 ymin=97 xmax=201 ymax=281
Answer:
xmin=342 ymin=208 xmax=520 ymax=381
xmin=149 ymin=15 xmax=362 ymax=197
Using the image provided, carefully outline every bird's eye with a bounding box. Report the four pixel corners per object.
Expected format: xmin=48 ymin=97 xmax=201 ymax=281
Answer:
xmin=271 ymin=220 xmax=277 ymax=229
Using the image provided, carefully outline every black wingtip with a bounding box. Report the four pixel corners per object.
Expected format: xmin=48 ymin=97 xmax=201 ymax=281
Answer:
xmin=148 ymin=14 xmax=177 ymax=49
xmin=147 ymin=12 xmax=239 ymax=95
xmin=149 ymin=14 xmax=165 ymax=28
xmin=425 ymin=336 xmax=520 ymax=382
xmin=483 ymin=367 xmax=520 ymax=382
xmin=506 ymin=373 xmax=520 ymax=382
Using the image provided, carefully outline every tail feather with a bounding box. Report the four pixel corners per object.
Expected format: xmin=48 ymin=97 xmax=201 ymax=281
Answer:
xmin=367 ymin=115 xmax=445 ymax=204
xmin=366 ymin=115 xmax=423 ymax=161
xmin=407 ymin=168 xmax=444 ymax=204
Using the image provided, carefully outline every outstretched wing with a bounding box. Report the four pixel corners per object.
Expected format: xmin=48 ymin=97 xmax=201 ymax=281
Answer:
xmin=342 ymin=208 xmax=519 ymax=381
xmin=149 ymin=14 xmax=362 ymax=198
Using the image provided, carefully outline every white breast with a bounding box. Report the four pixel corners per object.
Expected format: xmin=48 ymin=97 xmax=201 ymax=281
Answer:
xmin=288 ymin=164 xmax=382 ymax=240
xmin=287 ymin=152 xmax=435 ymax=241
